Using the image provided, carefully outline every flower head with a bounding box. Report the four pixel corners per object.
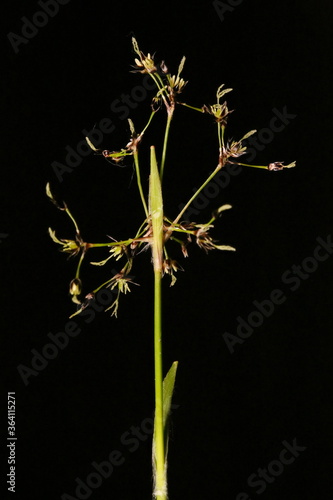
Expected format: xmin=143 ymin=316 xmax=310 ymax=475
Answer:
xmin=106 ymin=273 xmax=139 ymax=317
xmin=203 ymin=84 xmax=233 ymax=124
xmin=167 ymin=74 xmax=188 ymax=95
xmin=226 ymin=130 xmax=257 ymax=159
xmin=163 ymin=258 xmax=183 ymax=286
xmin=195 ymin=225 xmax=235 ymax=253
xmin=268 ymin=161 xmax=296 ymax=171
xmin=131 ymin=37 xmax=157 ymax=74
xmin=48 ymin=228 xmax=83 ymax=257
xmin=110 ymin=245 xmax=127 ymax=261
xmin=203 ymin=101 xmax=231 ymax=124
xmin=166 ymin=56 xmax=187 ymax=95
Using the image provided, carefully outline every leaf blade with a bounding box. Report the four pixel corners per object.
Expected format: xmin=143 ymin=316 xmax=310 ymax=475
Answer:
xmin=149 ymin=146 xmax=164 ymax=272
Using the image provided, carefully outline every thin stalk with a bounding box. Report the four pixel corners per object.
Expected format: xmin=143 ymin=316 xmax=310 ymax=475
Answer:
xmin=167 ymin=165 xmax=221 ymax=234
xmin=133 ymin=150 xmax=149 ymax=217
xmin=75 ymin=250 xmax=85 ymax=278
xmin=149 ymin=72 xmax=165 ymax=93
xmin=160 ymin=113 xmax=173 ymax=182
xmin=140 ymin=110 xmax=156 ymax=137
xmin=88 ymin=239 xmax=134 ymax=248
xmin=64 ymin=206 xmax=80 ymax=234
xmin=218 ymin=123 xmax=225 ymax=152
xmin=153 ymin=268 xmax=166 ymax=500
xmin=231 ymin=161 xmax=268 ymax=169
xmin=88 ymin=235 xmax=151 ymax=249
xmin=149 ymin=72 xmax=170 ymax=109
xmin=178 ymin=102 xmax=204 ymax=113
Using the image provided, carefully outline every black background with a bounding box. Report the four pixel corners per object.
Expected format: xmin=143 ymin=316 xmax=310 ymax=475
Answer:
xmin=2 ymin=1 xmax=333 ymax=499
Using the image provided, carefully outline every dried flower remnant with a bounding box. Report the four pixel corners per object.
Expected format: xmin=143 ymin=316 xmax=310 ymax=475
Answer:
xmin=226 ymin=130 xmax=257 ymax=158
xmin=162 ymin=258 xmax=184 ymax=286
xmin=268 ymin=161 xmax=296 ymax=171
xmin=232 ymin=160 xmax=297 ymax=171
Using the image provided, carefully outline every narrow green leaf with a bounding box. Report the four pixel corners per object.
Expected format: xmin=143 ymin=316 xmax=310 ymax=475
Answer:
xmin=162 ymin=361 xmax=178 ymax=426
xmin=153 ymin=361 xmax=178 ymax=473
xmin=149 ymin=146 xmax=164 ymax=272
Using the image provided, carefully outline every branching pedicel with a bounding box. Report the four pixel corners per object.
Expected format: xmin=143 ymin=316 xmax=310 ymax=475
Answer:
xmin=47 ymin=38 xmax=295 ymax=499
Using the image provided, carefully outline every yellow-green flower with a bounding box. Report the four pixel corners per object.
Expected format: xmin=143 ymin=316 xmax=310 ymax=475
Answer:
xmin=105 ymin=273 xmax=138 ymax=317
xmin=131 ymin=37 xmax=157 ymax=74
xmin=167 ymin=74 xmax=188 ymax=94
xmin=203 ymin=84 xmax=233 ymax=124
xmin=48 ymin=228 xmax=82 ymax=257
xmin=69 ymin=278 xmax=82 ymax=304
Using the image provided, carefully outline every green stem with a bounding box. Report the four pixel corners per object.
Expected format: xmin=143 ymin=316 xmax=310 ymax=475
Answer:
xmin=75 ymin=250 xmax=85 ymax=279
xmin=140 ymin=110 xmax=156 ymax=137
xmin=168 ymin=165 xmax=221 ymax=233
xmin=133 ymin=150 xmax=149 ymax=217
xmin=88 ymin=240 xmax=134 ymax=248
xmin=64 ymin=206 xmax=80 ymax=234
xmin=160 ymin=113 xmax=173 ymax=182
xmin=178 ymin=102 xmax=204 ymax=113
xmin=218 ymin=123 xmax=225 ymax=153
xmin=149 ymin=145 xmax=167 ymax=499
xmin=153 ymin=268 xmax=166 ymax=500
xmin=231 ymin=161 xmax=267 ymax=169
xmin=149 ymin=72 xmax=170 ymax=109
xmin=150 ymin=72 xmax=165 ymax=93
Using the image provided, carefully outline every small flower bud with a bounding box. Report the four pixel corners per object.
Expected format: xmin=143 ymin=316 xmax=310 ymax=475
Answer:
xmin=160 ymin=61 xmax=168 ymax=73
xmin=69 ymin=278 xmax=82 ymax=304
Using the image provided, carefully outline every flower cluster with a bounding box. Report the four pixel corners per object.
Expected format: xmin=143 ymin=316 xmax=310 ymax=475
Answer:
xmin=202 ymin=84 xmax=233 ymax=125
xmin=47 ymin=39 xmax=295 ymax=318
xmin=47 ymin=172 xmax=235 ymax=315
xmin=132 ymin=38 xmax=157 ymax=74
xmin=48 ymin=228 xmax=83 ymax=257
xmin=132 ymin=38 xmax=188 ymax=115
xmin=225 ymin=130 xmax=257 ymax=158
